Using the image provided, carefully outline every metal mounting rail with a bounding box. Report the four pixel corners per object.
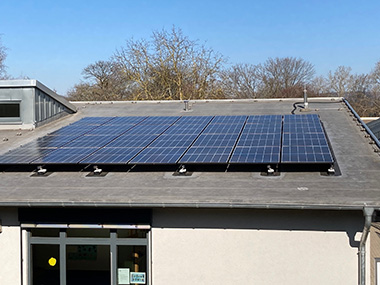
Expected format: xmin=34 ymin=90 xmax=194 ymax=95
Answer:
xmin=343 ymin=98 xmax=380 ymax=149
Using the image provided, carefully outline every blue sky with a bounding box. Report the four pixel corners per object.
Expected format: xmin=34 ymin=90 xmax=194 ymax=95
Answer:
xmin=0 ymin=0 xmax=379 ymax=95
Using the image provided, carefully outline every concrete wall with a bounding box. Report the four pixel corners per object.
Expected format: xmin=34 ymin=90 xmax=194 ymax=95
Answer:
xmin=152 ymin=208 xmax=363 ymax=285
xmin=0 ymin=87 xmax=34 ymax=126
xmin=0 ymin=208 xmax=21 ymax=285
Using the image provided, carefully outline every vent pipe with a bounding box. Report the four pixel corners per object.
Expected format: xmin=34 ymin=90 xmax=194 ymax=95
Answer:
xmin=303 ymin=87 xmax=308 ymax=109
xmin=184 ymin=100 xmax=189 ymax=111
xmin=359 ymin=207 xmax=374 ymax=285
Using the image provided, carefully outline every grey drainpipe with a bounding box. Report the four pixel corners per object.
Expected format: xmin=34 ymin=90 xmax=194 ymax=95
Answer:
xmin=359 ymin=207 xmax=374 ymax=285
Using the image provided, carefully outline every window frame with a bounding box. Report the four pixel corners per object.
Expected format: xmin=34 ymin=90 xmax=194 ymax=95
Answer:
xmin=0 ymin=101 xmax=21 ymax=122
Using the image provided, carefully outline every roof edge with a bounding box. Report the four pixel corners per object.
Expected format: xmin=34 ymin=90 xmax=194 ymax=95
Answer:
xmin=70 ymin=97 xmax=343 ymax=105
xmin=0 ymin=201 xmax=375 ymax=211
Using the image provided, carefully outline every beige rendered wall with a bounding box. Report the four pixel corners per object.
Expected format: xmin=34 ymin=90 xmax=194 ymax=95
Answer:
xmin=152 ymin=208 xmax=363 ymax=285
xmin=0 ymin=208 xmax=21 ymax=285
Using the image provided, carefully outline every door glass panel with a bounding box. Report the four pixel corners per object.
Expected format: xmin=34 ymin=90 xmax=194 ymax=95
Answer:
xmin=66 ymin=245 xmax=110 ymax=285
xmin=32 ymin=244 xmax=60 ymax=285
xmin=118 ymin=246 xmax=147 ymax=284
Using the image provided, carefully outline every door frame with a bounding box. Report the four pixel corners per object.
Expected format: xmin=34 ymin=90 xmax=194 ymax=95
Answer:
xmin=22 ymin=225 xmax=150 ymax=285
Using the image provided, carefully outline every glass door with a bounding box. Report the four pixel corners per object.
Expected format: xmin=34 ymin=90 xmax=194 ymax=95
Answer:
xmin=66 ymin=245 xmax=110 ymax=285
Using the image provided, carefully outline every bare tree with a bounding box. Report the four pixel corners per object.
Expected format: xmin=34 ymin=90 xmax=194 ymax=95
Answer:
xmin=348 ymin=73 xmax=372 ymax=95
xmin=220 ymin=63 xmax=260 ymax=98
xmin=0 ymin=36 xmax=9 ymax=79
xmin=370 ymin=61 xmax=380 ymax=94
xmin=308 ymin=75 xmax=329 ymax=96
xmin=257 ymin=57 xmax=315 ymax=98
xmin=114 ymin=26 xmax=225 ymax=100
xmin=327 ymin=66 xmax=352 ymax=96
xmin=68 ymin=60 xmax=132 ymax=101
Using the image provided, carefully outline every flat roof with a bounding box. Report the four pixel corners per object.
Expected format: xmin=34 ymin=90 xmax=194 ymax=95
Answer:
xmin=0 ymin=98 xmax=379 ymax=210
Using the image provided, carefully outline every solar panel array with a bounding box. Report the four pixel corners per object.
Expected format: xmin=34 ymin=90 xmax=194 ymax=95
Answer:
xmin=0 ymin=114 xmax=334 ymax=166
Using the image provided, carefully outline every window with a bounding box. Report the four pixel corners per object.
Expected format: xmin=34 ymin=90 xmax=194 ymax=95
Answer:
xmin=25 ymin=226 xmax=150 ymax=285
xmin=0 ymin=103 xmax=20 ymax=118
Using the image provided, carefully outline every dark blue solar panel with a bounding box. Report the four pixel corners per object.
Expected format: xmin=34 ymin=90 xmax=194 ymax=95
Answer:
xmin=242 ymin=124 xmax=282 ymax=134
xmin=0 ymin=114 xmax=335 ymax=167
xmin=22 ymin=136 xmax=78 ymax=148
xmin=229 ymin=146 xmax=281 ymax=163
xmin=81 ymin=147 xmax=142 ymax=164
xmin=140 ymin=116 xmax=180 ymax=125
xmin=211 ymin=116 xmax=247 ymax=124
xmin=246 ymin=115 xmax=282 ymax=124
xmin=130 ymin=147 xmax=188 ymax=164
xmin=149 ymin=134 xmax=198 ymax=148
xmin=127 ymin=124 xmax=170 ymax=135
xmin=282 ymin=133 xmax=328 ymax=146
xmin=32 ymin=148 xmax=96 ymax=164
xmin=0 ymin=148 xmax=54 ymax=164
xmin=281 ymin=146 xmax=333 ymax=163
xmin=106 ymin=135 xmax=158 ymax=148
xmin=175 ymin=116 xmax=213 ymax=125
xmin=179 ymin=146 xmax=233 ymax=163
xmin=283 ymin=123 xmax=323 ymax=134
xmin=70 ymin=117 xmax=115 ymax=126
xmin=48 ymin=125 xmax=97 ymax=136
xmin=192 ymin=134 xmax=239 ymax=147
xmin=281 ymin=114 xmax=333 ymax=163
xmin=104 ymin=116 xmax=147 ymax=125
xmin=203 ymin=123 xmax=244 ymax=134
xmin=85 ymin=125 xmax=134 ymax=136
xmin=237 ymin=134 xmax=281 ymax=147
xmin=283 ymin=114 xmax=319 ymax=123
xmin=164 ymin=125 xmax=206 ymax=135
xmin=64 ymin=136 xmax=118 ymax=148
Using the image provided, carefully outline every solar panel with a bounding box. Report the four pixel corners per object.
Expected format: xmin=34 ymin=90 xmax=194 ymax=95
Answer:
xmin=149 ymin=134 xmax=198 ymax=148
xmin=22 ymin=136 xmax=78 ymax=148
xmin=237 ymin=133 xmax=281 ymax=147
xmin=203 ymin=123 xmax=244 ymax=134
xmin=106 ymin=135 xmax=158 ymax=148
xmin=48 ymin=125 xmax=97 ymax=136
xmin=175 ymin=116 xmax=213 ymax=125
xmin=139 ymin=116 xmax=180 ymax=125
xmin=130 ymin=147 xmax=188 ymax=164
xmin=211 ymin=115 xmax=247 ymax=124
xmin=192 ymin=134 xmax=240 ymax=147
xmin=81 ymin=147 xmax=142 ymax=164
xmin=85 ymin=125 xmax=135 ymax=136
xmin=281 ymin=114 xmax=333 ymax=163
xmin=0 ymin=114 xmax=335 ymax=168
xmin=229 ymin=146 xmax=281 ymax=163
xmin=281 ymin=146 xmax=333 ymax=163
xmin=127 ymin=125 xmax=171 ymax=135
xmin=242 ymin=123 xmax=282 ymax=134
xmin=64 ymin=135 xmax=118 ymax=148
xmin=32 ymin=148 xmax=97 ymax=164
xmin=0 ymin=148 xmax=54 ymax=164
xmin=103 ymin=116 xmax=147 ymax=125
xmin=179 ymin=146 xmax=233 ymax=163
xmin=246 ymin=115 xmax=282 ymax=124
xmin=69 ymin=117 xmax=115 ymax=126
